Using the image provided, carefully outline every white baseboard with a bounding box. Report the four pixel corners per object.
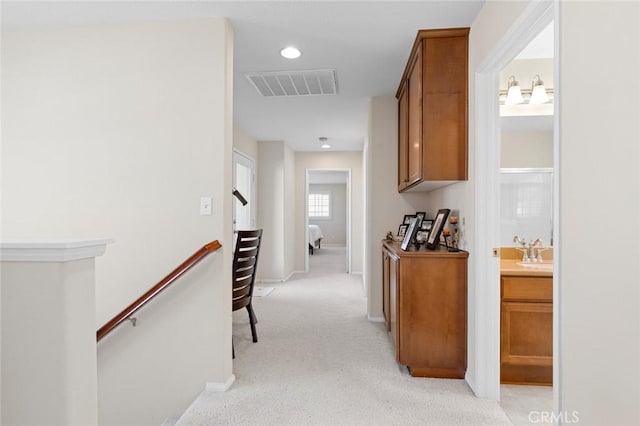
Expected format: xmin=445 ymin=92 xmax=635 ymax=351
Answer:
xmin=258 ymin=271 xmax=303 ymax=284
xmin=367 ymin=315 xmax=385 ymax=323
xmin=285 ymin=270 xmax=303 ymax=281
xmin=206 ymin=374 xmax=236 ymax=392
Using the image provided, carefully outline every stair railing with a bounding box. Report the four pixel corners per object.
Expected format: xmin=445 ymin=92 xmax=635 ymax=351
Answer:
xmin=97 ymin=240 xmax=222 ymax=341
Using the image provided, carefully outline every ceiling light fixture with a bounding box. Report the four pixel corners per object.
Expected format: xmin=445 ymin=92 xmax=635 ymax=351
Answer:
xmin=280 ymin=46 xmax=302 ymax=59
xmin=505 ymin=75 xmax=524 ymax=105
xmin=319 ymin=136 xmax=331 ymax=149
xmin=529 ymin=74 xmax=549 ymax=104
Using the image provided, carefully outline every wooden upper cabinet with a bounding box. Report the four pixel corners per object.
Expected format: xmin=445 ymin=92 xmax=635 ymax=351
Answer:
xmin=397 ymin=81 xmax=409 ymax=190
xmin=396 ymin=28 xmax=469 ymax=193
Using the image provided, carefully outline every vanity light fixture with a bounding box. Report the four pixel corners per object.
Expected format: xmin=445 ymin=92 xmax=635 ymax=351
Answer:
xmin=319 ymin=136 xmax=331 ymax=149
xmin=529 ymin=74 xmax=549 ymax=104
xmin=505 ymin=75 xmax=524 ymax=105
xmin=280 ymin=46 xmax=302 ymax=59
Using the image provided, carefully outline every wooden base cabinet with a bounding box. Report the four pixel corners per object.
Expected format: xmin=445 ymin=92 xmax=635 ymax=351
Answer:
xmin=501 ymin=276 xmax=553 ymax=385
xmin=382 ymin=241 xmax=468 ymax=378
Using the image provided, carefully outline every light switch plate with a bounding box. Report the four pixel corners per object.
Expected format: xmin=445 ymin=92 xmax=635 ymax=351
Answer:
xmin=200 ymin=197 xmax=212 ymax=215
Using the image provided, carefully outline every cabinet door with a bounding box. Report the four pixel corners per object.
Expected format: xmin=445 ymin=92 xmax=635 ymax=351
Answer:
xmin=382 ymin=249 xmax=390 ymax=331
xmin=501 ymin=301 xmax=553 ymax=384
xmin=422 ymin=35 xmax=468 ymax=181
xmin=407 ymin=46 xmax=423 ymax=186
xmin=389 ymin=254 xmax=400 ymax=359
xmin=397 ymin=82 xmax=409 ymax=191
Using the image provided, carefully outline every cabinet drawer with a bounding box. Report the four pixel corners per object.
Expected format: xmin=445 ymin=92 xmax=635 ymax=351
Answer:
xmin=502 ymin=277 xmax=552 ymax=302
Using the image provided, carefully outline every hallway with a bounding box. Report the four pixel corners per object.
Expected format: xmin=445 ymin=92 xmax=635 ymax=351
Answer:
xmin=176 ymin=267 xmax=511 ymax=425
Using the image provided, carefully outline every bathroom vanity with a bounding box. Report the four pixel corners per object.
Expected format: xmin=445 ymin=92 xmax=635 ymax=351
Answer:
xmin=500 ymin=248 xmax=553 ymax=385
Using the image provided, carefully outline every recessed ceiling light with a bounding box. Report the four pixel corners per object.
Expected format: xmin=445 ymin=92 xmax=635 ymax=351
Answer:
xmin=321 ymin=144 xmax=331 ymax=149
xmin=280 ymin=46 xmax=302 ymax=59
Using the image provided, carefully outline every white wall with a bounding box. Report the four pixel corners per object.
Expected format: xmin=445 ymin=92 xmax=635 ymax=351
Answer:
xmin=283 ymin=142 xmax=296 ymax=278
xmin=1 ymin=18 xmax=234 ymax=425
xmin=499 ymin=58 xmax=553 ymax=92
xmin=256 ymin=140 xmax=295 ymax=281
xmin=501 ymin=130 xmax=553 ymax=168
xmin=309 ymin=184 xmax=347 ymax=245
xmin=558 ymin=2 xmax=639 ymax=424
xmin=365 ymin=96 xmax=430 ymax=319
xmin=425 ymin=0 xmax=529 ymax=397
xmin=294 ymin=152 xmax=364 ymax=273
xmin=233 ymin=125 xmax=258 ymax=161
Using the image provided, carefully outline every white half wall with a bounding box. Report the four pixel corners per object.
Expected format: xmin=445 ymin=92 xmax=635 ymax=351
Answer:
xmin=1 ymin=18 xmax=234 ymax=425
xmin=558 ymin=1 xmax=639 ymax=424
xmin=294 ymin=152 xmax=363 ymax=273
xmin=365 ymin=96 xmax=430 ymax=318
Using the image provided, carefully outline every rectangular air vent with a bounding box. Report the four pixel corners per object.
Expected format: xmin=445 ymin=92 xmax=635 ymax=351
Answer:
xmin=245 ymin=69 xmax=338 ymax=97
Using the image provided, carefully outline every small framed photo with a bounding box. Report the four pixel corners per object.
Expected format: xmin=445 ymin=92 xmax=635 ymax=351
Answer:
xmin=426 ymin=209 xmax=450 ymax=250
xmin=415 ymin=212 xmax=426 ymax=222
xmin=403 ymin=214 xmax=416 ymax=225
xmin=421 ymin=219 xmax=434 ymax=231
xmin=397 ymin=224 xmax=408 ymax=237
xmin=401 ymin=217 xmax=420 ymax=251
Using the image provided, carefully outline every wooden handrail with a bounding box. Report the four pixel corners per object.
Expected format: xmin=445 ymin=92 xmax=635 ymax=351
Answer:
xmin=97 ymin=240 xmax=222 ymax=342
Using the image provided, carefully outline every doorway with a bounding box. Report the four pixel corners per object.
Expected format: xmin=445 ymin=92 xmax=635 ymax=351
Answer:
xmin=305 ymin=169 xmax=351 ymax=274
xmin=232 ymin=149 xmax=256 ymax=234
xmin=473 ymin=0 xmax=558 ymax=410
xmin=497 ymin=21 xmax=555 ymax=424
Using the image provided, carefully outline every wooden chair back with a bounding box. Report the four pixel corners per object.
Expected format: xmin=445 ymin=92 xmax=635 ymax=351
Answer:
xmin=232 ymin=229 xmax=263 ymax=312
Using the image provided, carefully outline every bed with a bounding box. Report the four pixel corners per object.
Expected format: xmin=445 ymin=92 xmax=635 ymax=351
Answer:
xmin=308 ymin=224 xmax=324 ymax=255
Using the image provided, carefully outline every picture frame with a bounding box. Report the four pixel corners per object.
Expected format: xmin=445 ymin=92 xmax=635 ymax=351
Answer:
xmin=420 ymin=219 xmax=434 ymax=231
xmin=403 ymin=214 xmax=416 ymax=225
xmin=397 ymin=224 xmax=408 ymax=237
xmin=401 ymin=217 xmax=420 ymax=251
xmin=426 ymin=209 xmax=450 ymax=250
xmin=415 ymin=211 xmax=426 ymax=222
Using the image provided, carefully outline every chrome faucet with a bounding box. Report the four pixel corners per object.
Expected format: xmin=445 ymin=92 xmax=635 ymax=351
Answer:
xmin=513 ymin=236 xmax=529 ymax=262
xmin=532 ymin=239 xmax=546 ymax=262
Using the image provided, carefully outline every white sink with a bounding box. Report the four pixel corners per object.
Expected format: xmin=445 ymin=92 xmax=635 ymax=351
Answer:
xmin=517 ymin=262 xmax=553 ymax=270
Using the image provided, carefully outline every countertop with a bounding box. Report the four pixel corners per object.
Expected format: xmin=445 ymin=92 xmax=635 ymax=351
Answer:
xmin=382 ymin=240 xmax=469 ymax=259
xmin=500 ymin=259 xmax=553 ymax=277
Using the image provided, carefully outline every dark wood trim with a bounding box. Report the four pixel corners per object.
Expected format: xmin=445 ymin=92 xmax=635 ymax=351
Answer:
xmin=96 ymin=240 xmax=222 ymax=342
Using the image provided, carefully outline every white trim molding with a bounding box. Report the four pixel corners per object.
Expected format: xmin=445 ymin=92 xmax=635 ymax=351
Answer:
xmin=259 ymin=270 xmax=303 ymax=283
xmin=0 ymin=238 xmax=114 ymax=262
xmin=473 ymin=0 xmax=554 ymax=401
xmin=206 ymin=374 xmax=236 ymax=392
xmin=367 ymin=315 xmax=385 ymax=323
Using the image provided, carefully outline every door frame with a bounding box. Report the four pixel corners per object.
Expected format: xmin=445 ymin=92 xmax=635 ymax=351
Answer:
xmin=304 ymin=168 xmax=352 ymax=274
xmin=232 ymin=149 xmax=256 ymax=231
xmin=473 ymin=0 xmax=557 ymax=403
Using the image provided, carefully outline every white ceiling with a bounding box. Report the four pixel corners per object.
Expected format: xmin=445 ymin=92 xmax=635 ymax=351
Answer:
xmin=2 ymin=1 xmax=485 ymax=152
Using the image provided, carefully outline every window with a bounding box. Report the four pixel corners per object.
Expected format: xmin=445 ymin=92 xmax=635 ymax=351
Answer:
xmin=308 ymin=192 xmax=331 ymax=218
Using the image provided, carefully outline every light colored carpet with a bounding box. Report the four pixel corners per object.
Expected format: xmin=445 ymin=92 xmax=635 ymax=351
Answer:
xmin=176 ymin=265 xmax=512 ymax=425
xmin=309 ymin=245 xmax=347 ymax=273
xmin=252 ymin=286 xmax=274 ymax=297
